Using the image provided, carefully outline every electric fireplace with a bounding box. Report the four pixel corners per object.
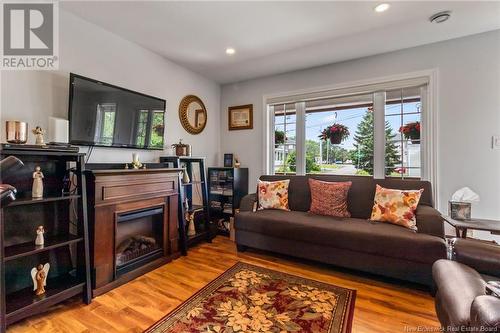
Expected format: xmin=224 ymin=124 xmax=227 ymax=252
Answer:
xmin=115 ymin=207 xmax=164 ymax=276
xmin=85 ymin=167 xmax=181 ymax=297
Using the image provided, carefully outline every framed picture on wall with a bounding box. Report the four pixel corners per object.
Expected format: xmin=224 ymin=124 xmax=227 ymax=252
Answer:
xmin=228 ymin=104 xmax=253 ymax=130
xmin=224 ymin=154 xmax=234 ymax=167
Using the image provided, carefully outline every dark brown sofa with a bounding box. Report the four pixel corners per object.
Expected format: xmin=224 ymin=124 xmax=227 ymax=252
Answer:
xmin=235 ymin=175 xmax=447 ymax=286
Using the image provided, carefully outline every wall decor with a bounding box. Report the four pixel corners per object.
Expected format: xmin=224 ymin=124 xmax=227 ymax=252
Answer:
xmin=32 ymin=126 xmax=45 ymax=145
xmin=31 ymin=263 xmax=50 ymax=296
xmin=228 ymin=104 xmax=253 ymax=130
xmin=6 ymin=121 xmax=28 ymax=144
xmin=224 ymin=154 xmax=234 ymax=167
xmin=35 ymin=226 xmax=45 ymax=246
xmin=32 ymin=166 xmax=44 ymax=198
xmin=131 ymin=153 xmax=143 ymax=169
xmin=172 ymin=139 xmax=191 ymax=156
xmin=179 ymin=95 xmax=207 ymax=134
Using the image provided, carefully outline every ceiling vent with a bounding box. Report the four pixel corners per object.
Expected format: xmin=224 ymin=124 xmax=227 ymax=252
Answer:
xmin=429 ymin=11 xmax=451 ymax=24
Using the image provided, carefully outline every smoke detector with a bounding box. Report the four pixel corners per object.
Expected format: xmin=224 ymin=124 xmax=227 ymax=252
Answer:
xmin=430 ymin=11 xmax=451 ymax=24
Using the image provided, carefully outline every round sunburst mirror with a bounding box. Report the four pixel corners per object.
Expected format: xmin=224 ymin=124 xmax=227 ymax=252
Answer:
xmin=179 ymin=95 xmax=207 ymax=135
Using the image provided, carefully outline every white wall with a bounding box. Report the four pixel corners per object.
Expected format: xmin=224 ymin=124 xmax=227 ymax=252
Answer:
xmin=220 ymin=30 xmax=500 ymax=233
xmin=1 ymin=9 xmax=221 ymax=165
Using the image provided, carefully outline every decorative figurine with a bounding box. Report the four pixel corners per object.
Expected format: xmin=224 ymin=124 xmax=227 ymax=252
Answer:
xmin=32 ymin=166 xmax=44 ymax=198
xmin=131 ymin=153 xmax=142 ymax=169
xmin=31 ymin=263 xmax=50 ymax=296
xmin=187 ymin=213 xmax=196 ymax=236
xmin=124 ymin=163 xmax=129 ymax=169
xmin=181 ymin=170 xmax=191 ymax=184
xmin=32 ymin=126 xmax=45 ymax=145
xmin=35 ymin=226 xmax=45 ymax=246
xmin=234 ymin=158 xmax=241 ymax=168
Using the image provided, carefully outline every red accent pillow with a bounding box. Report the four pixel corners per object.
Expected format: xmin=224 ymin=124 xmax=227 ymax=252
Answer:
xmin=308 ymin=179 xmax=352 ymax=218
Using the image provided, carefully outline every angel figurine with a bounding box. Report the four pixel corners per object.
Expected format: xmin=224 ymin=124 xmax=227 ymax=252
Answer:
xmin=31 ymin=263 xmax=50 ymax=296
xmin=32 ymin=126 xmax=45 ymax=145
xmin=32 ymin=166 xmax=44 ymax=198
xmin=35 ymin=226 xmax=45 ymax=246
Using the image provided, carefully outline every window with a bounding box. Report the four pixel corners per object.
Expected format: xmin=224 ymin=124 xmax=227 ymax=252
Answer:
xmin=135 ymin=110 xmax=149 ymax=147
xmin=273 ymin=103 xmax=296 ymax=174
xmin=135 ymin=110 xmax=165 ymax=148
xmin=94 ymin=103 xmax=116 ymax=145
xmin=267 ymin=77 xmax=430 ymax=180
xmin=304 ymin=94 xmax=373 ymax=175
xmin=150 ymin=111 xmax=165 ymax=149
xmin=385 ymin=88 xmax=422 ymax=178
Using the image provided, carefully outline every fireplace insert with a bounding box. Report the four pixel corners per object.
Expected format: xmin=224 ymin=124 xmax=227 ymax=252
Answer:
xmin=116 ymin=206 xmax=164 ymax=276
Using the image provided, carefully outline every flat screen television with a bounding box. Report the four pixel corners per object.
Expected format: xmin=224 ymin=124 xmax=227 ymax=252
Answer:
xmin=68 ymin=73 xmax=166 ymax=150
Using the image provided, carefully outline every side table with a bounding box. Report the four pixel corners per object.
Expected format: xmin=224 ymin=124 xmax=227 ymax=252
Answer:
xmin=443 ymin=215 xmax=500 ymax=238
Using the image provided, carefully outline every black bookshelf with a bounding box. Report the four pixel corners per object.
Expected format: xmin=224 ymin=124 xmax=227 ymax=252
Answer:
xmin=208 ymin=168 xmax=248 ymax=235
xmin=0 ymin=149 xmax=91 ymax=332
xmin=159 ymin=156 xmax=212 ymax=248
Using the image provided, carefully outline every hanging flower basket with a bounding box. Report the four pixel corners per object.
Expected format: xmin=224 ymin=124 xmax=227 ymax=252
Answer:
xmin=330 ymin=133 xmax=342 ymax=144
xmin=275 ymin=130 xmax=285 ymax=144
xmin=319 ymin=123 xmax=350 ymax=145
xmin=399 ymin=122 xmax=420 ymax=144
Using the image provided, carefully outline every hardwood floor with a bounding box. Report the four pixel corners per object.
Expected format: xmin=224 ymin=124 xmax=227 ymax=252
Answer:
xmin=8 ymin=237 xmax=440 ymax=333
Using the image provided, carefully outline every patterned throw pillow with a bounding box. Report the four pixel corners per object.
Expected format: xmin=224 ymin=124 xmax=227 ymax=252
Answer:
xmin=370 ymin=184 xmax=423 ymax=230
xmin=257 ymin=179 xmax=290 ymax=211
xmin=308 ymin=179 xmax=352 ymax=218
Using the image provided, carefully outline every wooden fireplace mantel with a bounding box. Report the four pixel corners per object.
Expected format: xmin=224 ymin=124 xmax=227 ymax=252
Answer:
xmin=85 ymin=168 xmax=182 ymax=297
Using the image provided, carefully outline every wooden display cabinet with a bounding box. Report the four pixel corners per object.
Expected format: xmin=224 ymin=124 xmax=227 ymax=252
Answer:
xmin=0 ymin=149 xmax=91 ymax=332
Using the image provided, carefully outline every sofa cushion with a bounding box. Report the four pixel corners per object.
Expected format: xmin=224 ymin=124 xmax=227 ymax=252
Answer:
xmin=308 ymin=179 xmax=351 ymax=218
xmin=433 ymin=260 xmax=487 ymax=328
xmin=236 ymin=210 xmax=446 ymax=264
xmin=370 ymin=185 xmax=423 ymax=230
xmin=259 ymin=175 xmax=434 ymax=219
xmin=257 ymin=179 xmax=290 ymax=211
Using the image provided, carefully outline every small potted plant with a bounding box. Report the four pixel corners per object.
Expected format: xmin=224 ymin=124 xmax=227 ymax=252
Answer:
xmin=319 ymin=124 xmax=350 ymax=145
xmin=275 ymin=130 xmax=285 ymax=144
xmin=399 ymin=121 xmax=420 ymax=144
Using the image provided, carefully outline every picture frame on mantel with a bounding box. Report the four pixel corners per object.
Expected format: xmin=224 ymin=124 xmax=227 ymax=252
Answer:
xmin=228 ymin=104 xmax=253 ymax=130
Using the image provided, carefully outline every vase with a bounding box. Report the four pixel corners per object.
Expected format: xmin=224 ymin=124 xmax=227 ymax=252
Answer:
xmin=330 ymin=135 xmax=342 ymax=145
xmin=6 ymin=121 xmax=28 ymax=144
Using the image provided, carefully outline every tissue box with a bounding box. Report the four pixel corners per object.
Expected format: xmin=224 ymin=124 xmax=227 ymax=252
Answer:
xmin=449 ymin=201 xmax=471 ymax=220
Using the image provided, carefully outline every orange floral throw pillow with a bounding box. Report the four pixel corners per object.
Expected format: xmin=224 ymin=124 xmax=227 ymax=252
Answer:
xmin=370 ymin=184 xmax=423 ymax=230
xmin=308 ymin=179 xmax=352 ymax=218
xmin=257 ymin=180 xmax=290 ymax=211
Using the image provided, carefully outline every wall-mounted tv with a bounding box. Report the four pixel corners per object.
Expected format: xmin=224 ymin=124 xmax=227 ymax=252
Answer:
xmin=68 ymin=73 xmax=166 ymax=150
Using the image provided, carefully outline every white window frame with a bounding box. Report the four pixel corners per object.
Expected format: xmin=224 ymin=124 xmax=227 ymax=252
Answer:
xmin=262 ymin=69 xmax=438 ymax=206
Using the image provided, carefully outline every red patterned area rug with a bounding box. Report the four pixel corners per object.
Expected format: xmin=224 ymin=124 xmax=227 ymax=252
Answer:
xmin=146 ymin=262 xmax=356 ymax=333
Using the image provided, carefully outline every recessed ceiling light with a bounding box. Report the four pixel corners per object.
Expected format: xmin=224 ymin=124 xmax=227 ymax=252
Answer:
xmin=374 ymin=3 xmax=390 ymax=13
xmin=429 ymin=11 xmax=451 ymax=24
xmin=226 ymin=48 xmax=236 ymax=55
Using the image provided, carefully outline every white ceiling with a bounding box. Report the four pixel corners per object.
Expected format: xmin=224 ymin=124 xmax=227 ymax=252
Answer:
xmin=61 ymin=1 xmax=500 ymax=84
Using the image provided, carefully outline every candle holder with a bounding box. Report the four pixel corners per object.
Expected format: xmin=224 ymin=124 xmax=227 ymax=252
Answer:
xmin=131 ymin=153 xmax=143 ymax=169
